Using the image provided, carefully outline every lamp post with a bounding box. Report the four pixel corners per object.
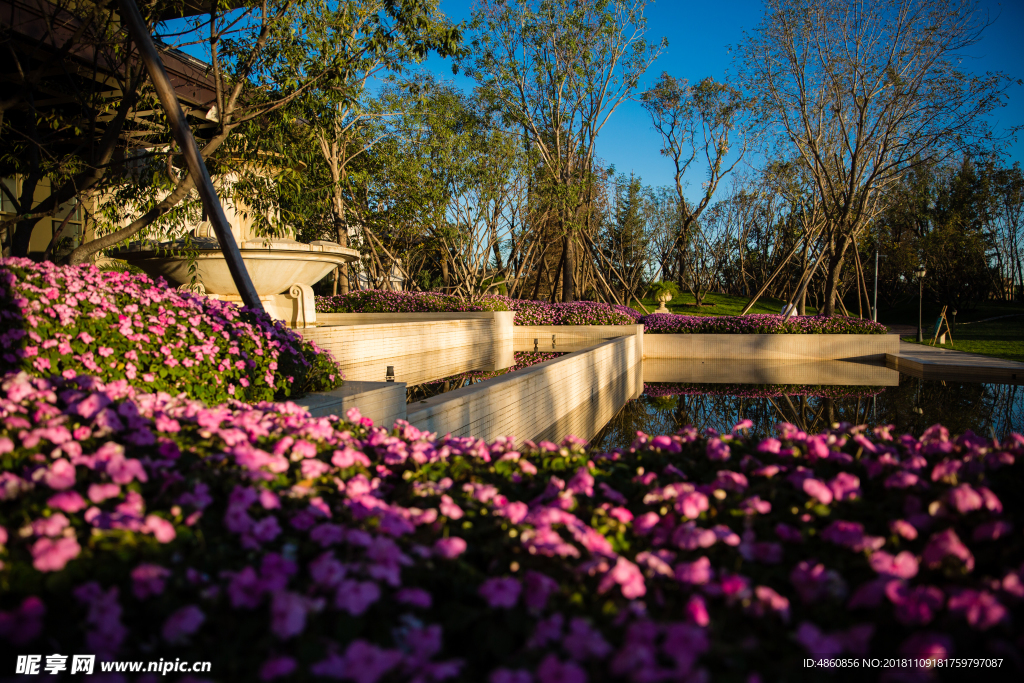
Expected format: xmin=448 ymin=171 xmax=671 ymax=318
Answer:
xmin=915 ymin=267 xmax=927 ymax=342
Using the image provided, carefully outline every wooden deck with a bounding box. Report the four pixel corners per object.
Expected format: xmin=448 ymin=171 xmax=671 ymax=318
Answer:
xmin=887 ymin=342 xmax=1024 ymax=384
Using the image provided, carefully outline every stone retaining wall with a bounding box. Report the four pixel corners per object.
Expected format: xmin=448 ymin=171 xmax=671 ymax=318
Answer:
xmin=407 ymin=332 xmax=643 ymax=444
xmin=643 ymin=333 xmax=898 ymax=360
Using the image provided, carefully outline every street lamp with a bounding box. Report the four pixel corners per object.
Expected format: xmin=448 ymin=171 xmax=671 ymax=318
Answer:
xmin=915 ymin=267 xmax=927 ymax=342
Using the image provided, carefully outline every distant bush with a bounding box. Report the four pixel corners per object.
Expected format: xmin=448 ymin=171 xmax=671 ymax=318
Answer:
xmin=641 ymin=313 xmax=888 ymax=335
xmin=316 ymin=290 xmax=510 ymax=314
xmin=0 ymin=258 xmax=342 ymax=405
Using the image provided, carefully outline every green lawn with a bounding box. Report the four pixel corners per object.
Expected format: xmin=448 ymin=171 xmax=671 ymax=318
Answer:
xmin=901 ymin=315 xmax=1024 ymax=363
xmin=627 ymin=291 xmax=818 ymax=317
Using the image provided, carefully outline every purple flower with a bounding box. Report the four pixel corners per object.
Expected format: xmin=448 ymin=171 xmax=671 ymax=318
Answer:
xmin=0 ymin=596 xmax=46 ymax=645
xmin=706 ymin=437 xmax=731 ymax=461
xmin=674 ymin=556 xmax=713 ymax=585
xmin=162 ymin=605 xmax=204 ymax=643
xmin=946 ymin=589 xmax=1007 ymax=630
xmin=335 ymin=579 xmax=380 ymax=616
xmin=536 ymin=655 xmax=586 ymax=683
xmin=260 ymin=656 xmax=297 ymax=681
xmin=479 ymin=577 xmax=521 ymax=608
xmin=132 ymin=564 xmax=170 ymax=599
xmin=869 ymin=551 xmax=918 ymax=579
xmin=524 ymin=571 xmax=559 ymax=613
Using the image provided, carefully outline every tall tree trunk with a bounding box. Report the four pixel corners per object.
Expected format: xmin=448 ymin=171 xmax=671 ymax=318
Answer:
xmin=821 ymin=233 xmax=852 ymax=316
xmin=561 ymin=235 xmax=574 ymax=302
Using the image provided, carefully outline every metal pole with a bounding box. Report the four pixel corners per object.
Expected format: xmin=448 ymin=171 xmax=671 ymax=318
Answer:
xmin=916 ymin=276 xmax=924 ymax=343
xmin=117 ymin=0 xmax=264 ymax=313
xmin=873 ymin=248 xmax=879 ymax=323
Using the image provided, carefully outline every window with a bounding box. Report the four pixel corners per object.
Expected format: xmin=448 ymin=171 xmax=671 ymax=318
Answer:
xmin=53 ymin=197 xmax=82 ymax=249
xmin=1 ymin=177 xmax=17 ymax=214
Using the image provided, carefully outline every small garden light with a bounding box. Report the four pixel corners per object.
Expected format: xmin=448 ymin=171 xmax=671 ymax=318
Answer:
xmin=915 ymin=267 xmax=927 ymax=343
xmin=386 ymin=365 xmax=395 ymax=382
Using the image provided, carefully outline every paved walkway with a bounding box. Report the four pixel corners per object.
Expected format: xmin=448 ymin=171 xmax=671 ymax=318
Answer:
xmin=888 ymin=341 xmax=1024 ymax=384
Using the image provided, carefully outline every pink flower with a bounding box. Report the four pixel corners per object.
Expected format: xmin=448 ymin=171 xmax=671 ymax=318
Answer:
xmin=889 ymin=519 xmax=918 ymax=540
xmin=752 ymin=585 xmax=790 ymax=621
xmin=888 ymin=584 xmax=944 ymax=625
xmin=884 ymin=471 xmax=919 ymax=489
xmin=439 ymin=494 xmax=464 ymax=519
xmin=828 ymin=472 xmax=860 ymax=501
xmin=30 ymin=536 xmax=80 ymax=572
xmin=609 ymin=507 xmax=633 ymax=523
xmin=869 ymin=551 xmax=919 ymax=579
xmin=947 ymin=589 xmax=1007 ymax=630
xmin=685 ymin=594 xmax=710 ymax=626
xmin=801 ymin=478 xmax=833 ymax=505
xmin=524 ymin=571 xmax=559 ymax=613
xmin=131 ymin=564 xmax=170 ymax=599
xmin=536 ymin=654 xmax=586 ymax=683
xmin=162 ymin=605 xmax=204 ymax=643
xmin=31 ymin=513 xmax=69 ymax=537
xmin=44 ymin=458 xmax=75 ymax=490
xmin=675 ymin=557 xmax=713 ymax=585
xmin=496 ymin=501 xmax=529 ymax=524
xmin=600 ymin=557 xmax=646 ymax=599
xmin=900 ymin=631 xmax=953 ymax=660
xmin=260 ymin=656 xmax=297 ymax=681
xmin=47 ymin=491 xmax=86 ymax=513
xmin=676 ymin=491 xmax=709 ymax=519
xmin=947 ymin=483 xmax=983 ymax=514
xmin=88 ymin=483 xmax=121 ymax=503
xmin=567 ymin=468 xmax=594 ymax=497
xmin=706 ymin=437 xmax=730 ymax=461
xmin=433 ymin=537 xmax=467 ymax=559
xmin=144 ymin=515 xmax=176 ymax=543
xmin=922 ymin=528 xmax=974 ymax=572
xmin=633 ymin=512 xmax=660 ymax=535
xmin=479 ymin=577 xmax=521 ymax=608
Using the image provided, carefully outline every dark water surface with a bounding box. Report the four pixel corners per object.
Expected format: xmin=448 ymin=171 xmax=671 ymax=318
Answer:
xmin=590 ymin=374 xmax=1024 ymax=452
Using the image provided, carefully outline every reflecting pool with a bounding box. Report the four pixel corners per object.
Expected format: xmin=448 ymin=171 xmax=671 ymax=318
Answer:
xmin=590 ymin=373 xmax=1024 ymax=452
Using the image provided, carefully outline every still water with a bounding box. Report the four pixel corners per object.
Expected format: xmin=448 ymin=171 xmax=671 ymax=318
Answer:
xmin=590 ymin=373 xmax=1024 ymax=452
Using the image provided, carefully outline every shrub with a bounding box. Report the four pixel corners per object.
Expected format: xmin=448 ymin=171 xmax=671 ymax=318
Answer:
xmin=640 ymin=313 xmax=889 ymax=335
xmin=505 ymin=299 xmax=638 ymax=326
xmin=316 ymin=290 xmax=510 ymax=314
xmin=0 ymin=258 xmax=342 ymax=405
xmin=1 ymin=369 xmax=1021 ymax=680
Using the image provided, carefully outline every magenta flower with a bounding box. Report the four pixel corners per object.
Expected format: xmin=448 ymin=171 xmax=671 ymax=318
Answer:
xmin=795 ymin=621 xmax=843 ymax=656
xmin=676 ymin=491 xmax=709 ymax=519
xmin=972 ymin=519 xmax=1012 ymax=542
xmin=162 ymin=605 xmax=204 ymax=643
xmin=946 ymin=589 xmax=1007 ymax=630
xmin=922 ymin=528 xmax=975 ymax=572
xmin=900 ymin=631 xmax=954 ymax=660
xmin=947 ymin=483 xmax=984 ymax=514
xmin=260 ymin=656 xmax=297 ymax=681
xmin=144 ymin=515 xmax=176 ymax=543
xmin=491 ymin=670 xmax=533 ymax=683
xmin=271 ymin=590 xmax=313 ymax=639
xmin=396 ymin=588 xmax=432 ymax=609
xmin=706 ymin=437 xmax=731 ymax=461
xmin=801 ymin=478 xmax=833 ymax=505
xmin=685 ymin=594 xmax=710 ymax=626
xmin=44 ymin=458 xmax=75 ymax=490
xmin=434 ymin=537 xmax=467 ymax=559
xmin=869 ymin=551 xmax=918 ymax=579
xmin=340 ymin=640 xmax=401 ymax=683
xmin=888 ymin=584 xmax=944 ymax=625
xmin=47 ymin=490 xmax=86 ymax=513
xmin=889 ymin=519 xmax=918 ymax=540
xmin=479 ymin=577 xmax=521 ymax=608
xmin=439 ymin=494 xmax=464 ymax=520
xmin=675 ymin=556 xmax=713 ymax=585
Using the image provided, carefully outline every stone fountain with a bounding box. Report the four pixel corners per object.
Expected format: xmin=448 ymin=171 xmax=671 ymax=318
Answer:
xmin=112 ymin=180 xmax=357 ymax=327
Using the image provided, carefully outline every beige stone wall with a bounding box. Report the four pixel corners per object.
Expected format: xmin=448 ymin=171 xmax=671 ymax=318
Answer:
xmin=296 ymin=381 xmax=408 ymax=425
xmin=643 ymin=358 xmax=900 ymax=386
xmin=297 ymin=312 xmax=515 ymax=385
xmin=407 ymin=332 xmax=643 ymax=445
xmin=643 ymin=333 xmax=898 ymax=361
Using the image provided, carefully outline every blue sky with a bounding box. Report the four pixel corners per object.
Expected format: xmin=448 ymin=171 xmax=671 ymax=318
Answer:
xmin=420 ymin=0 xmax=1024 ymax=199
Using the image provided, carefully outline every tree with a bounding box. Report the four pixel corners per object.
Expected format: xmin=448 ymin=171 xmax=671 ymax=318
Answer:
xmin=465 ymin=0 xmax=663 ymax=302
xmin=738 ymin=0 xmax=1011 ymax=315
xmin=641 ymin=73 xmax=751 ymax=307
xmin=296 ymin=0 xmax=460 ymax=293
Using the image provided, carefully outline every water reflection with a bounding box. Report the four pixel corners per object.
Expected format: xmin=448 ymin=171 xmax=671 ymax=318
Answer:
xmin=406 ymin=352 xmax=566 ymax=403
xmin=590 ymin=375 xmax=1024 ymax=452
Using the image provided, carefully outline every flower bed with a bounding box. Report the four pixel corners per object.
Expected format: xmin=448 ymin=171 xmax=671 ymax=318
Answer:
xmin=644 ymin=383 xmax=885 ymax=400
xmin=642 ymin=313 xmax=888 ymax=335
xmin=2 ymin=369 xmax=1021 ymax=681
xmin=316 ymin=290 xmax=510 ymax=314
xmin=409 ymin=352 xmax=566 ymax=402
xmin=0 ymin=259 xmax=343 ymax=405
